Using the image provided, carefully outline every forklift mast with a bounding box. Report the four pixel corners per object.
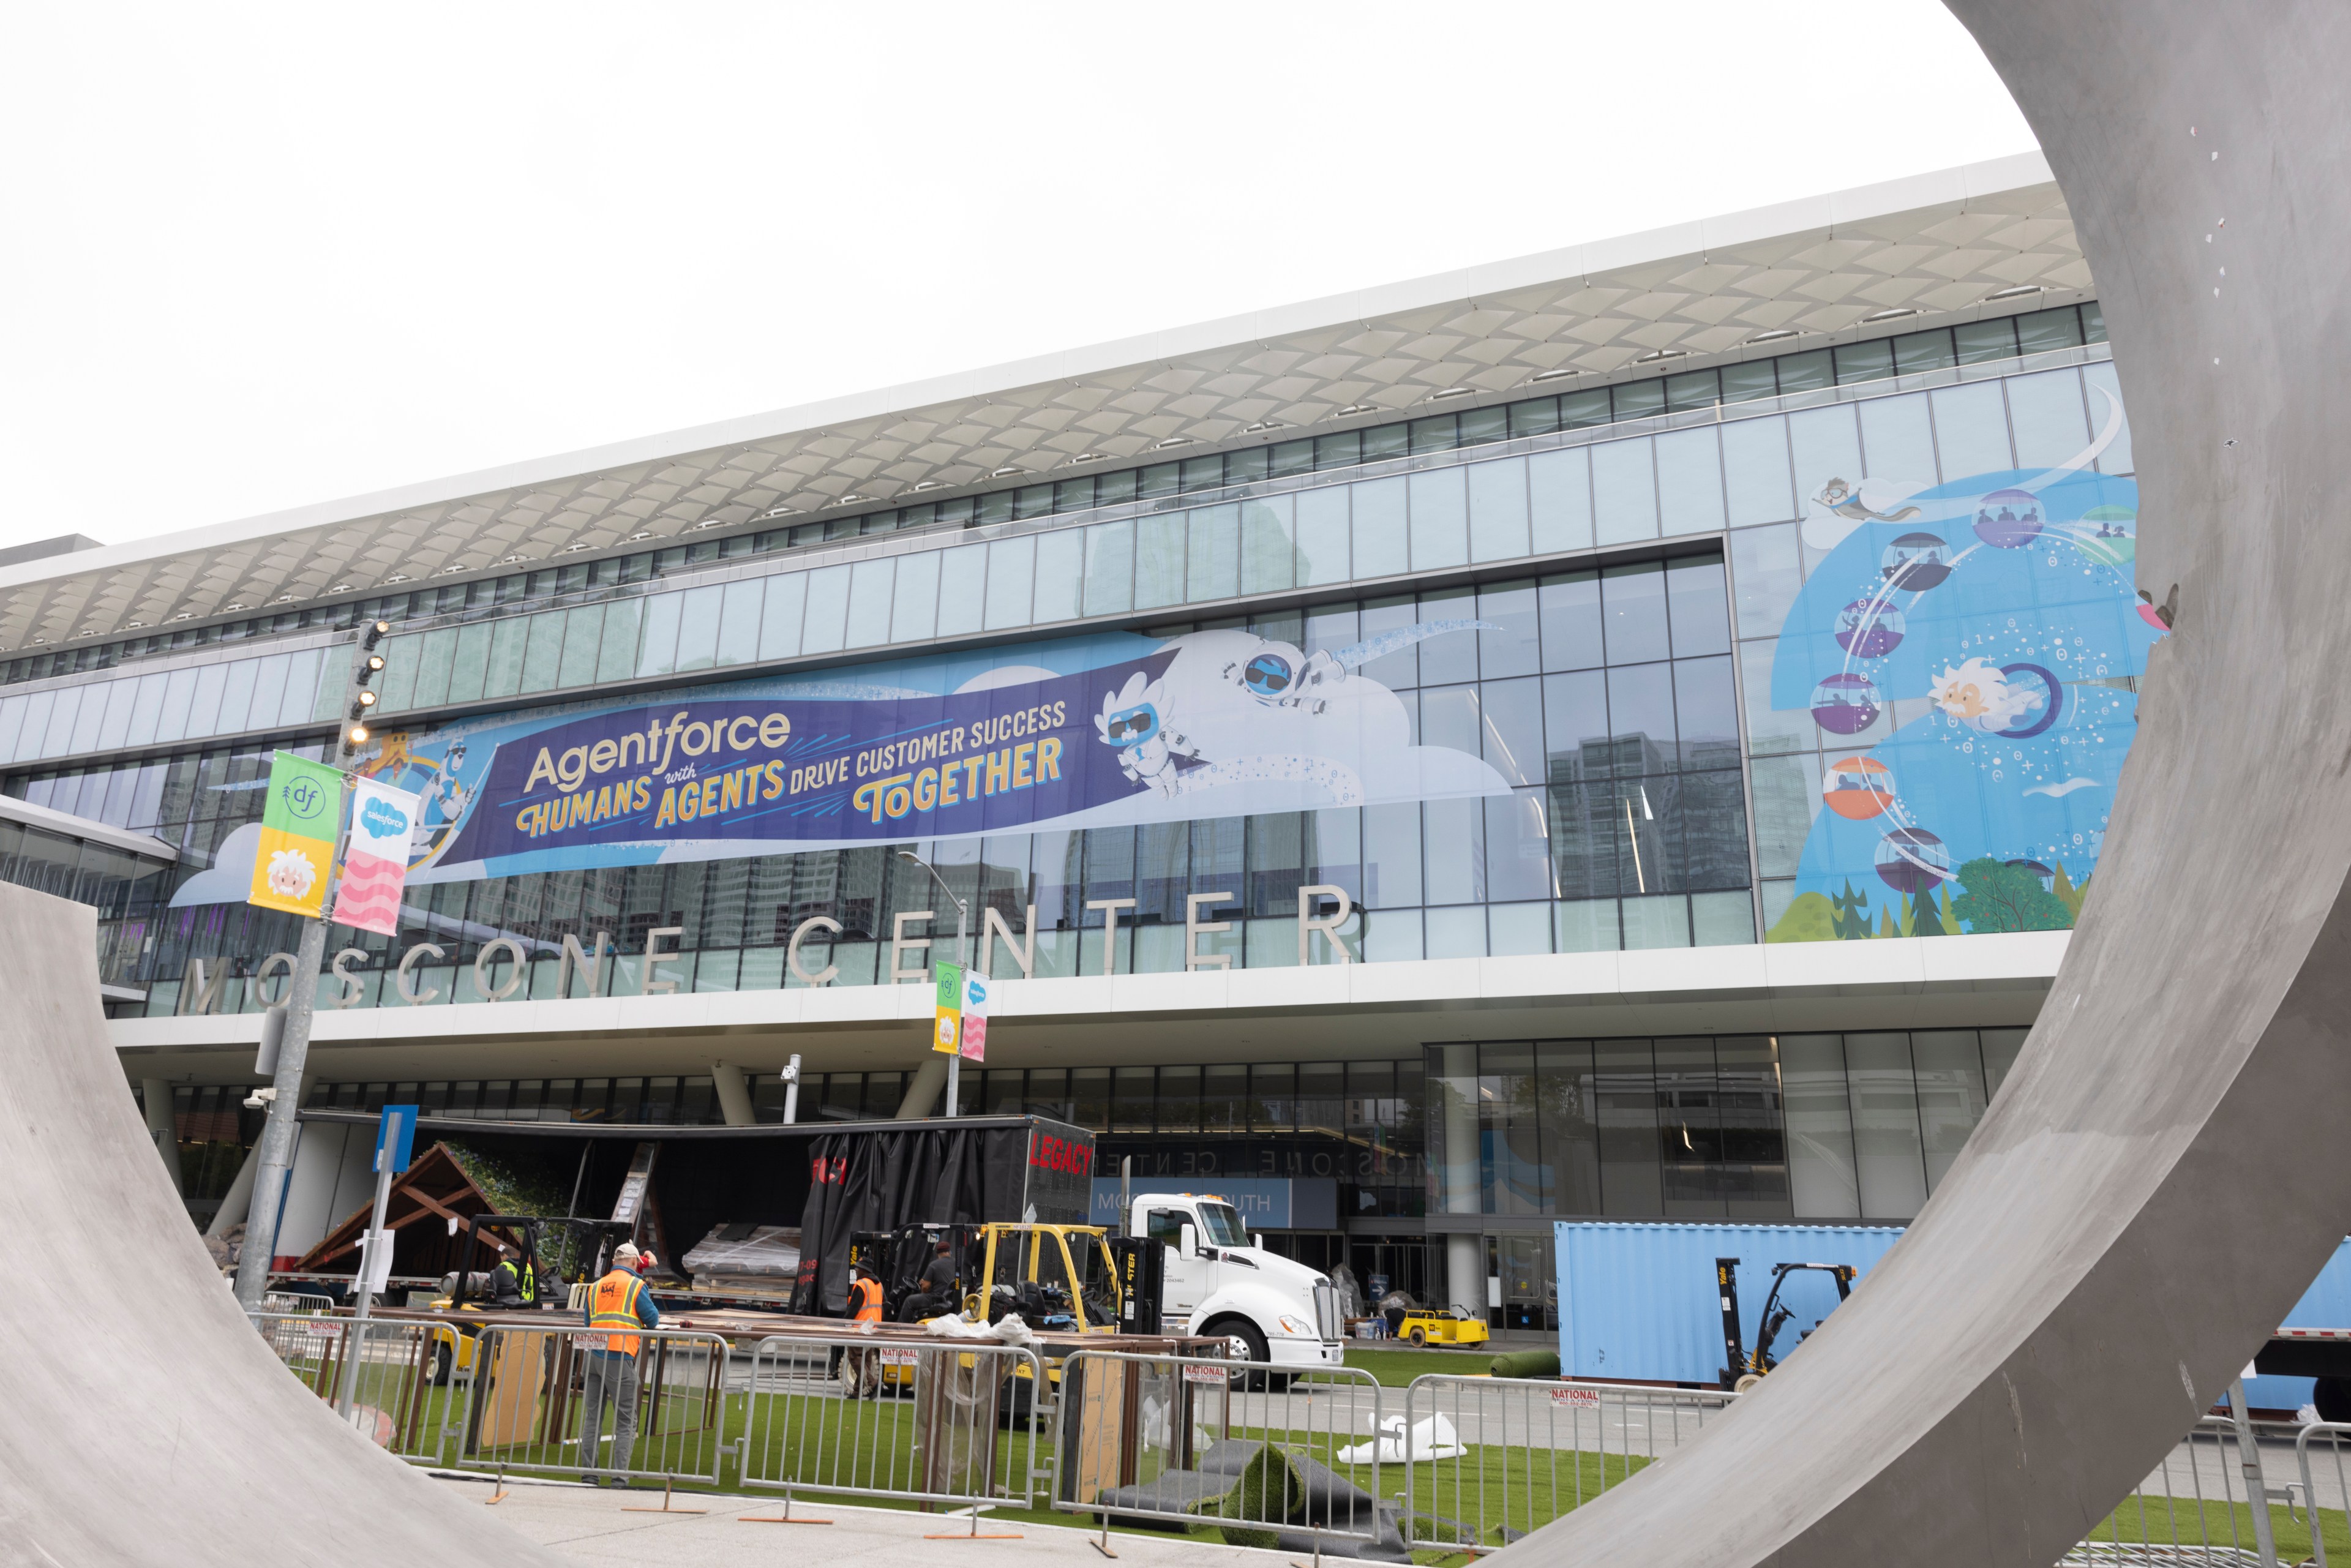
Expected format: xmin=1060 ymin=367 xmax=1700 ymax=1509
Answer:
xmin=1715 ymin=1258 xmax=1744 ymax=1389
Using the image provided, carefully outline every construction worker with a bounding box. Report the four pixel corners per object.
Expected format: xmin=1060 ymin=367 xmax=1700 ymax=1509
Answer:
xmin=577 ymin=1243 xmax=660 ymax=1487
xmin=840 ymin=1261 xmax=885 ymax=1398
xmin=898 ymin=1239 xmax=960 ymax=1322
xmin=489 ymin=1240 xmax=539 ymax=1309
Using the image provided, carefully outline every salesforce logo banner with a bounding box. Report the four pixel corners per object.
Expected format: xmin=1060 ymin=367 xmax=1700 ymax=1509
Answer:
xmin=1765 ymin=449 xmax=2163 ymax=942
xmin=214 ymin=622 xmax=1511 ymax=893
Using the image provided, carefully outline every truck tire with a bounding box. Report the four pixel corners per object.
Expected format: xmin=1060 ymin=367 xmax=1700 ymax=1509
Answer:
xmin=1205 ymin=1317 xmax=1279 ymax=1390
xmin=432 ymin=1342 xmax=454 ymax=1385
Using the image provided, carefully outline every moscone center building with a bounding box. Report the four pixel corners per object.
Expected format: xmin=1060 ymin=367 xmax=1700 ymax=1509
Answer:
xmin=25 ymin=152 xmax=2137 ymax=1327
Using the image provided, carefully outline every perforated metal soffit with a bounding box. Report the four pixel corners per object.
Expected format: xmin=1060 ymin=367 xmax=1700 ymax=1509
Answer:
xmin=2 ymin=154 xmax=2081 ymax=653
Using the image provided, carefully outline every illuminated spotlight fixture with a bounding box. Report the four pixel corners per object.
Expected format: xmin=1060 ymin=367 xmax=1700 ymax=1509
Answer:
xmin=345 ymin=723 xmax=369 ymax=748
xmin=1862 ymin=307 xmax=1920 ymax=323
xmin=1984 ymin=283 xmax=2045 ymax=301
xmin=348 ymin=691 xmax=378 ymax=721
xmin=1746 ymin=328 xmax=1800 ymax=345
xmin=361 ymin=618 xmax=392 ymax=651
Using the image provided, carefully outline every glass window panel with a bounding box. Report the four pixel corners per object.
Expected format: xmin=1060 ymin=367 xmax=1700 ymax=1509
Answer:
xmin=1834 ymin=340 xmax=1895 ymax=384
xmin=276 ymin=648 xmax=320 ymax=727
xmin=842 ymin=557 xmax=895 ymax=645
xmin=1416 ymin=587 xmax=1478 ymax=685
xmin=1954 ymin=317 xmax=2019 ymax=364
xmin=446 ymin=620 xmax=493 ymax=702
xmin=1423 ymin=797 xmax=1484 ymax=906
xmin=1780 ymin=1035 xmax=1859 ymax=1218
xmin=800 ymin=565 xmax=852 ymax=653
xmin=634 ymin=591 xmax=683 ymax=678
xmin=1612 ymin=381 xmax=1665 ymax=421
xmin=1477 ymin=678 xmax=1544 ymax=787
xmin=1362 ymin=801 xmax=1421 ymax=907
xmin=1749 ymin=752 xmax=1822 ymax=881
xmin=1185 ymin=504 xmax=1239 ymax=602
xmin=1665 ymin=556 xmax=1731 ymax=657
xmin=1408 ymin=468 xmax=1469 ymax=571
xmin=1134 ymin=513 xmax=1187 ymax=609
xmin=212 ymin=662 xmax=256 ymax=738
xmin=1892 ymin=328 xmax=1956 ymax=373
xmin=15 ymin=691 xmax=56 ymax=761
xmin=1458 ymin=407 xmax=1507 ymax=446
xmin=1313 ymin=431 xmax=1360 ymax=470
xmin=1678 ymin=765 xmax=1751 ymax=889
xmin=186 ymin=663 xmax=227 ymax=739
xmin=245 ymin=656 xmax=289 ymax=735
xmin=1408 ymin=415 xmax=1458 ymax=455
xmin=1858 ymin=392 xmax=1938 ymax=483
xmin=1528 ymin=448 xmax=1594 ymax=553
xmin=133 ymin=672 xmax=175 ymax=746
xmin=1294 ymin=487 xmax=1350 ymax=586
xmin=1594 ymin=1040 xmax=1662 ymax=1216
xmin=2082 ymin=362 xmax=2134 ymax=475
xmin=0 ymin=696 xmax=26 ymax=763
xmin=1600 ymin=561 xmax=1670 ymax=664
xmin=1722 ymin=415 xmax=1795 ymax=527
xmin=2006 ymin=369 xmax=2091 ymax=470
xmin=1424 ymin=904 xmax=1485 ymax=958
xmin=1033 ymin=528 xmax=1085 ymax=623
xmin=1729 ymin=522 xmax=1802 ymax=641
xmin=1543 ymin=670 xmax=1611 ymax=787
xmin=1351 ymin=476 xmax=1409 ymax=579
xmin=1354 ymin=595 xmax=1419 ymax=689
xmin=711 ymin=579 xmax=764 ymax=667
xmin=1913 ymin=1030 xmax=1988 ymax=1194
xmin=1786 ymin=407 xmax=1862 ymax=524
xmin=1268 ymin=439 xmax=1314 ymax=479
xmin=1664 ymin=369 xmax=1720 ymax=412
xmin=1179 ymin=454 xmax=1224 ymax=492
xmin=92 ymin=679 xmax=134 ymax=751
xmin=1672 ymin=657 xmax=1738 ymax=768
xmin=1539 ymin=571 xmax=1603 ymax=672
xmin=1592 ymin=437 xmax=1659 ymax=545
xmin=1537 ymin=1040 xmax=1602 ymax=1213
xmin=1236 ymin=497 xmax=1294 ymax=596
xmin=1774 ymin=348 xmax=1831 ymax=393
xmin=1739 ymin=640 xmax=1815 ymax=759
xmin=921 ymin=544 xmax=980 ymax=637
xmin=1559 ymin=388 xmax=1611 ymax=429
xmin=1477 ymin=581 xmax=1540 ymax=678
xmin=1084 ymin=521 xmax=1135 ymax=615
xmin=1692 ymin=890 xmax=1755 ymax=946
xmin=1930 ymin=381 xmax=2014 ymax=478
xmin=1845 ymin=1032 xmax=1927 ymax=1218
xmin=547 ymin=606 xmax=598 ymax=689
xmin=1722 ymin=359 xmax=1779 ymax=403
xmin=410 ymin=627 xmax=457 ymax=708
xmin=1509 ymin=397 xmax=1561 ymax=438
xmin=753 ymin=573 xmax=806 ymax=661
xmin=1419 ymin=683 xmax=1479 ymax=762
xmin=1621 ymin=893 xmax=1690 ymax=948
xmin=1201 ymin=1064 xmax=1247 ymax=1134
xmin=1655 ymin=1037 xmax=1722 ymax=1217
xmin=1477 ymin=1043 xmax=1544 ymax=1212
xmin=1654 ymin=429 xmax=1726 ymax=538
xmin=672 ymin=585 xmax=724 ymax=672
xmin=1466 ymin=458 xmax=1530 ymax=563
xmin=1981 ymin=1027 xmax=2029 ymax=1101
xmin=510 ymin=613 xmax=561 ymax=694
xmin=2015 ymin=306 xmax=2084 ymax=353
xmin=1486 ymin=788 xmax=1554 ymax=902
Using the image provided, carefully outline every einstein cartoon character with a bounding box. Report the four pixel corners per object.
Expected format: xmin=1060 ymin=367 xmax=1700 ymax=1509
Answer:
xmin=1095 ymin=672 xmax=1201 ymax=796
xmin=264 ymin=847 xmax=318 ymax=901
xmin=1219 ymin=641 xmax=1348 ymax=714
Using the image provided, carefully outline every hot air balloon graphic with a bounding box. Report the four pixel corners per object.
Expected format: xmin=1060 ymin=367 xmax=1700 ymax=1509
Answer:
xmin=1823 ymin=756 xmax=1894 ymax=820
xmin=1834 ymin=599 xmax=1907 ymax=658
xmin=1875 ymin=827 xmax=1954 ymax=896
xmin=1972 ymin=487 xmax=2045 ymax=549
xmin=1880 ymin=531 xmax=1954 ymax=590
xmin=1810 ymin=672 xmax=1883 ymax=735
xmin=2077 ymin=505 xmax=2137 ymax=568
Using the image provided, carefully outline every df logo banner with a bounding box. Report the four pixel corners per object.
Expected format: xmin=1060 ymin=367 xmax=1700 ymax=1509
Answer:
xmin=248 ymin=751 xmax=345 ymax=919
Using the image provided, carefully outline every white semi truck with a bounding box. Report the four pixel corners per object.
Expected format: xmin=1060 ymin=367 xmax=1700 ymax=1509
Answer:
xmin=1122 ymin=1190 xmax=1346 ymax=1371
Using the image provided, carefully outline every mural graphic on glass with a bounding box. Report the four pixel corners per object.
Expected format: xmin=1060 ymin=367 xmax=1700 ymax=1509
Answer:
xmin=1764 ymin=405 xmax=2161 ymax=942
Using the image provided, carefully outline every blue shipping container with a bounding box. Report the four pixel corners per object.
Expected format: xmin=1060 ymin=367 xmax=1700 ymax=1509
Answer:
xmin=2241 ymin=1237 xmax=2351 ymax=1412
xmin=1554 ymin=1221 xmax=1903 ymax=1386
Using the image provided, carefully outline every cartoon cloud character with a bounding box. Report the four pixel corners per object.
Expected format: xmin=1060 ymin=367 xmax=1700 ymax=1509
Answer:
xmin=1095 ymin=672 xmax=1201 ymax=796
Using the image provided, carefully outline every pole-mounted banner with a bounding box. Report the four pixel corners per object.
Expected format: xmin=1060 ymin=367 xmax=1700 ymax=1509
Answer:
xmin=334 ymin=776 xmax=423 ymax=936
xmin=248 ymin=750 xmax=343 ymax=918
xmin=932 ymin=960 xmax=988 ymax=1062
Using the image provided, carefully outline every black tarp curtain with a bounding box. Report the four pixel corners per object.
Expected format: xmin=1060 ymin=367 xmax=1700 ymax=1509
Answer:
xmin=790 ymin=1125 xmax=1019 ymax=1314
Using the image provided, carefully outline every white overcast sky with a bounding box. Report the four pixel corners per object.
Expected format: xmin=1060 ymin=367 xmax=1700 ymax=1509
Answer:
xmin=0 ymin=2 xmax=2032 ymax=554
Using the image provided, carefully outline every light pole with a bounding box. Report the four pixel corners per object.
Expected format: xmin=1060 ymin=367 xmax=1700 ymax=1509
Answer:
xmin=897 ymin=850 xmax=968 ymax=1117
xmin=232 ymin=618 xmax=393 ymax=1313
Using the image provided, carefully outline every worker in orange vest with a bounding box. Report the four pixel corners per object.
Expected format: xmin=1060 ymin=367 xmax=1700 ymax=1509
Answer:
xmin=840 ymin=1261 xmax=886 ymax=1398
xmin=577 ymin=1243 xmax=661 ymax=1486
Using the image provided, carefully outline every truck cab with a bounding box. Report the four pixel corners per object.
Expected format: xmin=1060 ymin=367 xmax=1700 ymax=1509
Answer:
xmin=1130 ymin=1192 xmax=1343 ymax=1371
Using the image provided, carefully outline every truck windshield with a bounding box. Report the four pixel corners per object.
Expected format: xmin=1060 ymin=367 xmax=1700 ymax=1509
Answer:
xmin=1198 ymin=1203 xmax=1248 ymax=1248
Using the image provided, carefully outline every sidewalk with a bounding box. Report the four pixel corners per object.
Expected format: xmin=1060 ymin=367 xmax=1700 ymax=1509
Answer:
xmin=430 ymin=1474 xmax=1283 ymax=1567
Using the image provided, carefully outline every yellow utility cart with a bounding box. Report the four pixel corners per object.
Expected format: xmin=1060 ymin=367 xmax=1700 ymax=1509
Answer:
xmin=1396 ymin=1306 xmax=1490 ymax=1348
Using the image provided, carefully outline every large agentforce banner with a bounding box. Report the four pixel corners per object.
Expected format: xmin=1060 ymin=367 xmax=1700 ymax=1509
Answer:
xmin=174 ymin=622 xmax=1513 ymax=904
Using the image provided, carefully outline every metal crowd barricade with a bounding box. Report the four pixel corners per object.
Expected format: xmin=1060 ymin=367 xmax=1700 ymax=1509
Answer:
xmin=738 ymin=1331 xmax=1050 ymax=1519
xmin=449 ymin=1322 xmax=734 ymax=1488
xmin=247 ymin=1310 xmax=454 ymax=1465
xmin=2294 ymin=1420 xmax=2351 ymax=1567
xmin=1399 ymin=1373 xmax=1734 ymax=1553
xmin=1051 ymin=1349 xmax=1387 ymax=1556
xmin=2064 ymin=1414 xmax=2296 ymax=1566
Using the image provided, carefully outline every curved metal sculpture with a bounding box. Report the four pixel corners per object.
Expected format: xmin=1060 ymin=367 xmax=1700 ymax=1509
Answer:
xmin=1505 ymin=4 xmax=2351 ymax=1562
xmin=0 ymin=887 xmax=562 ymax=1564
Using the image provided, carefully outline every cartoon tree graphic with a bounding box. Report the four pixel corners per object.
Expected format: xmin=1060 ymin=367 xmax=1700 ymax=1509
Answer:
xmin=1831 ymin=880 xmax=1872 ymax=940
xmin=2050 ymin=861 xmax=2087 ymax=921
xmin=1877 ymin=909 xmax=1898 ymax=939
xmin=1949 ymin=857 xmax=2075 ymax=934
xmin=1939 ymin=881 xmax=1962 ymax=934
xmin=1913 ymin=883 xmax=1949 ymax=937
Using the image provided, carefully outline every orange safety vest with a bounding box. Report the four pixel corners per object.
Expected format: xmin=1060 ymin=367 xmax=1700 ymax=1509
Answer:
xmin=850 ymin=1275 xmax=884 ymax=1323
xmin=588 ymin=1270 xmax=647 ymax=1355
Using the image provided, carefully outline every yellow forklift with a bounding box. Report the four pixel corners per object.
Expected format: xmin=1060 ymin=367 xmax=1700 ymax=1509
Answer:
xmin=426 ymin=1214 xmax=637 ymax=1383
xmin=1714 ymin=1257 xmax=1856 ymax=1393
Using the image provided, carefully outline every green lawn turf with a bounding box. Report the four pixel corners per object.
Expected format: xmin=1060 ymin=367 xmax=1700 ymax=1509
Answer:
xmin=1335 ymin=1345 xmax=1505 ymax=1387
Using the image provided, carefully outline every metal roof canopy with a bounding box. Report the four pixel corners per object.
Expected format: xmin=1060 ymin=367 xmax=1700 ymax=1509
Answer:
xmin=3 ymin=151 xmax=2075 ymax=653
xmin=295 ymin=1108 xmax=1076 ymax=1141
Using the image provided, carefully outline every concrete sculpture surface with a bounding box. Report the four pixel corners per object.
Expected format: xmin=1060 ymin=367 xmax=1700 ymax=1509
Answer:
xmin=1502 ymin=2 xmax=2351 ymax=1562
xmin=0 ymin=885 xmax=561 ymax=1564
